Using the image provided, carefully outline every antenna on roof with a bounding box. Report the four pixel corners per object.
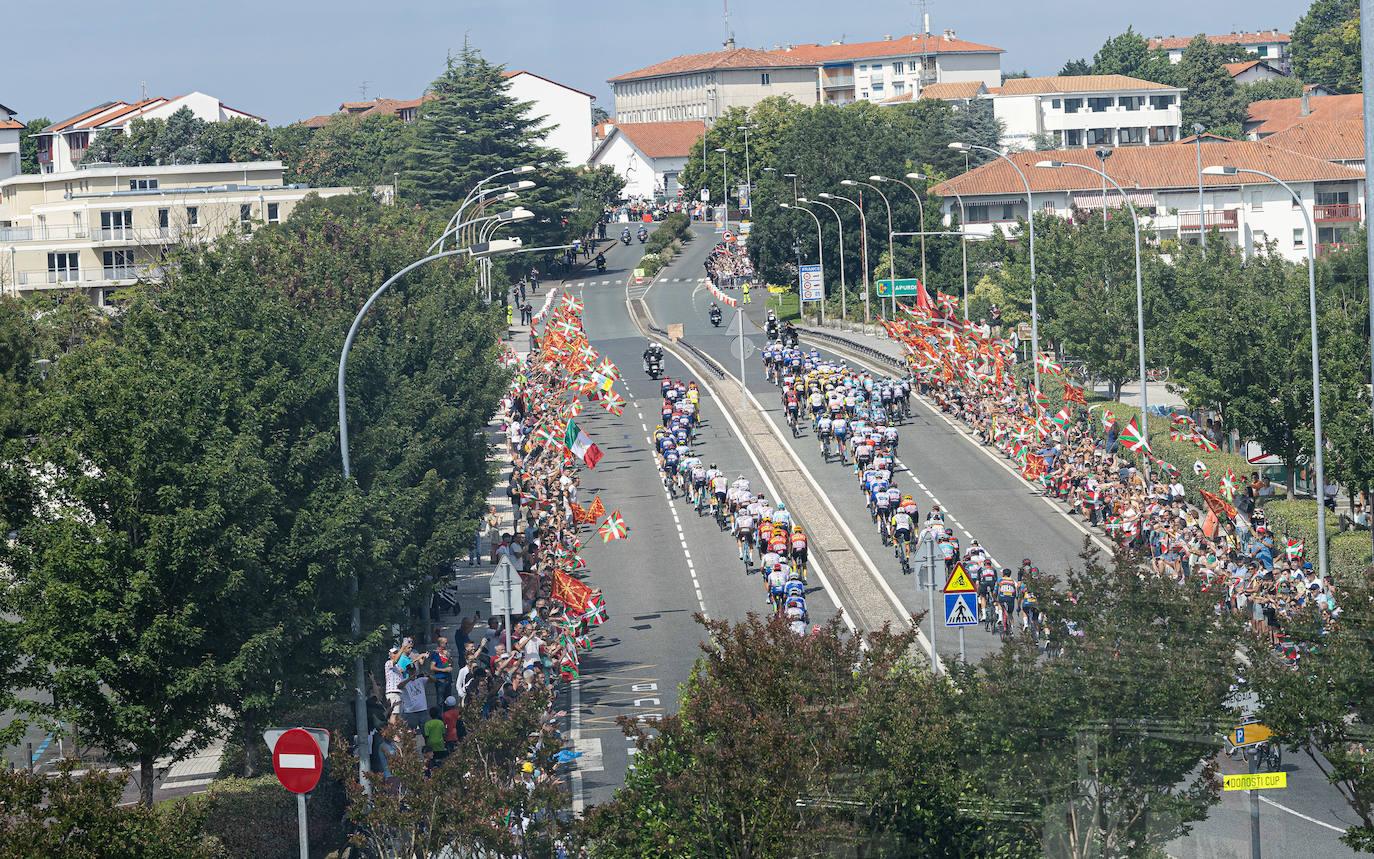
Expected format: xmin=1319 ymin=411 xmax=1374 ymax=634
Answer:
xmin=722 ymin=0 xmax=735 ymax=49
xmin=360 ymin=81 xmax=370 ymax=101
xmin=140 ymin=80 xmax=147 ymax=101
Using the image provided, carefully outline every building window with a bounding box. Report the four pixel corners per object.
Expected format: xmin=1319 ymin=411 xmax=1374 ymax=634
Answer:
xmin=861 ymin=91 xmax=868 ymax=99
xmin=760 ymin=72 xmax=771 ymax=85
xmin=68 ymin=132 xmax=89 ymax=150
xmin=1293 ymin=227 xmax=1305 ymax=248
xmin=1088 ymin=97 xmax=1113 ymax=112
xmin=1052 ymin=130 xmax=1064 ymax=146
xmin=240 ymin=203 xmax=253 ymax=232
xmin=1087 ymin=128 xmax=1113 ymax=145
xmin=1149 ymin=95 xmax=1176 ymax=109
xmin=1148 ymin=126 xmax=1177 ymax=143
xmin=1316 ymin=190 xmax=1350 ymax=205
xmin=187 ymin=206 xmax=199 ymax=226
xmin=1118 ymin=127 xmax=1145 ymax=145
xmin=1065 ymin=129 xmax=1084 ymax=147
xmin=157 ymin=208 xmax=169 ymax=230
xmin=1120 ymin=96 xmax=1143 ymax=111
xmin=872 ymin=82 xmax=885 ymax=92
xmin=1063 ymin=98 xmax=1083 ymax=114
xmin=47 ymin=252 xmax=79 ymax=283
xmin=1051 ymin=98 xmax=1061 ymax=109
xmin=129 ymin=178 xmax=159 ymax=191
xmin=99 ymin=209 xmax=133 ymax=240
xmin=892 ymin=61 xmax=905 ymax=75
xmin=102 ymin=249 xmax=135 ymax=279
xmin=1256 ymin=45 xmax=1269 ymax=57
xmin=859 ymin=64 xmax=868 ymax=71
xmin=893 ymin=81 xmax=906 ymax=94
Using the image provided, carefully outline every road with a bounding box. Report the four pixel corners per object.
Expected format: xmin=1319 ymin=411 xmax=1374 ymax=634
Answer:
xmin=633 ymin=223 xmax=1362 ymax=857
xmin=555 ymin=230 xmax=841 ymax=811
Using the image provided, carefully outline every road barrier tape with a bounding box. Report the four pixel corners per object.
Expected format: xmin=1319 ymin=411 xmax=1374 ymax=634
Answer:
xmin=706 ymin=283 xmax=738 ymax=307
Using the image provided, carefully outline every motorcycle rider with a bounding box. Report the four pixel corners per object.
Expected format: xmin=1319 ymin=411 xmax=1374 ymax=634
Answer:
xmin=621 ymin=227 xmax=632 ymax=245
xmin=643 ymin=343 xmax=664 ymax=375
xmin=637 ymin=226 xmax=648 ymax=243
xmin=709 ymin=302 xmax=722 ymax=325
xmin=595 ymin=252 xmax=606 ymax=272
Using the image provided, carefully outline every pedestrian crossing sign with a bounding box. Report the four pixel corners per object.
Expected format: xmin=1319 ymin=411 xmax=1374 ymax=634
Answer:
xmin=944 ymin=592 xmax=978 ymax=627
xmin=944 ymin=563 xmax=976 ymax=594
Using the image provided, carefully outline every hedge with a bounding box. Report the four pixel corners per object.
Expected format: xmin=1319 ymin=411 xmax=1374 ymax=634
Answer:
xmin=194 ymin=774 xmax=347 ymax=859
xmin=645 ymin=212 xmax=691 ymax=255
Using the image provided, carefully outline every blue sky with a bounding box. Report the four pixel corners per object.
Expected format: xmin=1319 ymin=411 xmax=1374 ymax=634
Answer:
xmin=14 ymin=0 xmax=1304 ymax=125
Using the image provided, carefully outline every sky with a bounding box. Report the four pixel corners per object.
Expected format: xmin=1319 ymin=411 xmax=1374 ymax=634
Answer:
xmin=11 ymin=0 xmax=1304 ymax=126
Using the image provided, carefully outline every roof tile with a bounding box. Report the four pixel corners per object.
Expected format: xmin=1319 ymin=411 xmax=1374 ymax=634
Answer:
xmin=933 ymin=139 xmax=1363 ymax=198
xmin=1262 ymin=119 xmax=1365 ymax=163
xmin=995 ymin=75 xmax=1177 ymax=96
xmin=1247 ymin=93 xmax=1363 ymax=135
xmin=918 ymin=81 xmax=986 ymax=100
xmin=1148 ymin=31 xmax=1290 ymax=51
xmin=609 ymin=120 xmax=706 ymax=158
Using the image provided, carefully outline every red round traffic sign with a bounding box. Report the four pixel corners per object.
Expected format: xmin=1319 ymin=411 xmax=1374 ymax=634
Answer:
xmin=271 ymin=727 xmax=324 ymax=794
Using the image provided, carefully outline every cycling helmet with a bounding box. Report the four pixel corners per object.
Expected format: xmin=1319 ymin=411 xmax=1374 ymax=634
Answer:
xmin=970 ymin=539 xmax=980 ymax=546
xmin=777 ymin=502 xmax=786 ymax=510
xmin=944 ymin=528 xmax=954 ymax=536
xmin=1022 ymin=558 xmax=1033 ymax=566
xmin=710 ymin=463 xmax=717 ymax=469
xmin=1002 ymin=568 xmax=1013 ymax=576
xmin=787 ymin=571 xmax=801 ymax=582
xmin=794 ymin=526 xmax=804 ymax=534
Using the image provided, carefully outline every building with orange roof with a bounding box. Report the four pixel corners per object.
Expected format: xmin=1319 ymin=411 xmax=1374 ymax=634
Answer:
xmin=990 ymin=75 xmax=1185 ymax=151
xmin=1223 ymin=60 xmax=1287 ymax=84
xmin=0 ymin=102 xmax=21 ymax=181
xmin=589 ymin=120 xmax=705 ymax=199
xmin=34 ymin=92 xmax=264 ymax=174
xmin=608 ymin=27 xmax=1003 ymax=123
xmin=1245 ymin=92 xmax=1363 ymax=139
xmin=1148 ymin=31 xmax=1290 ymax=72
xmin=932 ymin=138 xmax=1363 ymax=263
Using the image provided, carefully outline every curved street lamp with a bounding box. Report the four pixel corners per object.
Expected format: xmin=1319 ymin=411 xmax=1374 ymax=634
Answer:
xmin=842 ymin=178 xmax=895 ymax=319
xmin=950 ymin=141 xmax=1041 ymax=392
xmin=1204 ymin=163 xmax=1329 ymax=582
xmin=872 ymin=173 xmax=928 ymax=291
xmin=780 ymin=201 xmax=825 ymax=324
xmin=799 ymin=196 xmax=847 ymax=322
xmin=1036 ymin=160 xmax=1151 ymax=483
xmin=821 ymin=191 xmax=870 ymax=324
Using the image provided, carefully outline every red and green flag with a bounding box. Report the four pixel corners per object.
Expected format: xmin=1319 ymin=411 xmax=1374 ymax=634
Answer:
xmin=597 ymin=510 xmax=629 ymax=542
xmin=1119 ymin=418 xmax=1149 ymax=453
xmin=563 ymin=419 xmax=603 ymax=469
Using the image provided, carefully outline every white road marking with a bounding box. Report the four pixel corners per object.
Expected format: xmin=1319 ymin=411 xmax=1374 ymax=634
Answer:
xmin=571 ymin=678 xmax=585 ymax=815
xmin=1258 ymin=796 xmax=1347 ymax=833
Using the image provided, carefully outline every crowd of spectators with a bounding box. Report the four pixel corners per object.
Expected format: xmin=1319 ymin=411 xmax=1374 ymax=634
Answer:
xmin=705 ymin=242 xmax=754 ymax=286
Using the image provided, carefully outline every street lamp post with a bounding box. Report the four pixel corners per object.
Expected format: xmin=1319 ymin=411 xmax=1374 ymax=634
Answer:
xmin=951 ymin=141 xmax=1040 ymax=392
xmin=1361 ymin=0 xmax=1374 ymax=561
xmin=737 ymin=124 xmax=756 ymax=214
xmin=799 ymin=196 xmax=845 ymax=323
xmin=783 ymin=172 xmax=799 ymax=203
xmin=843 ymin=179 xmax=895 ymax=320
xmin=1203 ymin=164 xmax=1329 ymax=582
xmin=1037 ymin=160 xmax=1151 ymax=482
xmin=944 ymin=184 xmax=971 ymax=320
xmin=822 ymin=191 xmax=870 ymax=325
xmin=781 ymin=201 xmax=825 ymax=325
xmin=873 ymin=173 xmax=928 ymax=294
xmin=715 ymin=147 xmax=729 ymax=230
xmin=1192 ymin=123 xmax=1206 ymax=256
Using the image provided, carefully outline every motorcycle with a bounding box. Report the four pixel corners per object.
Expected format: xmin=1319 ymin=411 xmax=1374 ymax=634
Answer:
xmin=709 ymin=309 xmax=723 ymax=327
xmin=644 ymin=357 xmax=663 ymax=379
xmin=637 ymin=229 xmax=648 ymax=244
xmin=621 ymin=231 xmax=632 ymax=246
xmin=596 ymin=257 xmax=606 ymax=273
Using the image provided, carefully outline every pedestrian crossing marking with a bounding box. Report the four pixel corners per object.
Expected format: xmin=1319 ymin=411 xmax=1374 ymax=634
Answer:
xmin=944 ymin=592 xmax=978 ymax=627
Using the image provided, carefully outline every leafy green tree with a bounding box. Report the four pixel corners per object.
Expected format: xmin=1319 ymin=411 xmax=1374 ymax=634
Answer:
xmin=284 ymin=113 xmax=412 ymax=187
xmin=1238 ymin=77 xmax=1305 ymax=106
xmin=1060 ymin=59 xmax=1092 ymax=76
xmin=18 ymin=117 xmax=50 ymax=174
xmin=962 ymin=547 xmax=1239 ymax=858
xmin=1249 ymin=569 xmax=1374 ymax=851
xmin=1292 ymin=0 xmax=1361 ymax=92
xmin=1175 ymin=36 xmax=1248 ymax=135
xmin=592 ymin=104 xmax=611 ymax=125
xmin=0 ymin=762 xmax=220 ymax=858
xmin=1090 ymin=27 xmax=1156 ymax=78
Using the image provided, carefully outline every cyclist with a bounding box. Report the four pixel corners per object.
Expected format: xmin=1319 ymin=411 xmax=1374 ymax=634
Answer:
xmin=767 ymin=563 xmax=788 ymax=611
xmin=831 ymin=415 xmax=850 ymax=465
xmin=790 ymin=526 xmax=809 ymax=580
xmin=1021 ymin=588 xmax=1041 ymax=637
xmin=709 ymin=471 xmax=728 ymax=520
xmin=977 ymin=562 xmax=998 ymax=621
xmin=782 ymin=570 xmax=806 ymax=608
xmin=735 ymin=506 xmax=757 ymax=567
xmin=690 ymin=459 xmax=708 ymax=510
xmin=995 ymin=568 xmax=1019 ymax=635
xmin=892 ymin=505 xmax=914 ymax=569
xmin=661 ymin=445 xmax=680 ymax=497
xmin=784 ymin=387 xmax=801 ymax=433
xmin=817 ymin=414 xmax=834 ymax=459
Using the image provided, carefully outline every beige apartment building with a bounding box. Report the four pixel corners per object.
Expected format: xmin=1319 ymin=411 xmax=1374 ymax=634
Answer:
xmin=0 ymin=161 xmax=353 ymax=305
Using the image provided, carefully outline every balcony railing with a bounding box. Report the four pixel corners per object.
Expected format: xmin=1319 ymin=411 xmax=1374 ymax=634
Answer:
xmin=1317 ymin=242 xmax=1349 ymax=258
xmin=1314 ymin=203 xmax=1361 ymax=223
xmin=822 ymin=74 xmax=855 ymax=89
xmin=0 ymin=224 xmax=90 ymax=242
xmin=1177 ymin=209 xmax=1239 ymax=232
xmin=16 ymin=264 xmax=166 ymax=288
xmin=91 ymin=226 xmax=175 ymax=243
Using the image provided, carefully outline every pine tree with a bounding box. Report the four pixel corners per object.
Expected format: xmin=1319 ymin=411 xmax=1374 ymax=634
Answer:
xmin=403 ymin=46 xmax=563 ymax=208
xmin=1175 ymin=35 xmax=1247 ymax=137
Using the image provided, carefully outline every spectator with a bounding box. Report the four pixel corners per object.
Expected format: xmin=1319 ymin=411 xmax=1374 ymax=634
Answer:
xmin=398 ymin=662 xmax=431 ymax=730
xmin=441 ymin=695 xmax=465 ymax=751
xmin=384 ymin=646 xmax=405 ymax=711
xmin=430 ymin=637 xmax=453 ymax=703
xmin=422 ymin=706 xmax=447 ymax=761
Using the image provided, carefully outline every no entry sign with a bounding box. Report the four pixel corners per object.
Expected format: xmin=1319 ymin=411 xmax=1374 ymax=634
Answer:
xmin=270 ymin=727 xmax=324 ymax=794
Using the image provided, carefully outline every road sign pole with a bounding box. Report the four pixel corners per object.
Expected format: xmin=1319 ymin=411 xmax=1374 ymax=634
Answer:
xmin=738 ymin=307 xmax=746 ymax=409
xmin=1249 ymin=753 xmax=1261 ymax=859
xmin=921 ymin=538 xmax=938 ymax=675
xmin=297 ymin=793 xmax=309 ymax=859
xmin=958 ymin=627 xmax=965 ymax=663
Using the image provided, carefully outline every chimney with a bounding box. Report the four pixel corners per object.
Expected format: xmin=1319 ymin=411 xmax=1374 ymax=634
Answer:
xmin=884 ymin=34 xmax=892 ymax=41
xmin=1300 ymin=90 xmax=1311 ymax=116
xmin=724 ymin=35 xmax=736 ymax=50
xmin=943 ymin=28 xmax=955 ymax=41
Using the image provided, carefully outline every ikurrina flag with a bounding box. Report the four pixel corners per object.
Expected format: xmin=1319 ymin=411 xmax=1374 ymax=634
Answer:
xmin=1286 ymin=539 xmax=1305 ymax=560
xmin=1062 ymin=382 xmax=1086 ymax=404
xmin=1036 ymin=353 xmax=1064 ymax=375
xmin=1051 ymin=408 xmax=1072 ymax=429
xmin=1119 ymin=418 xmax=1149 ymax=453
xmin=563 ymin=419 xmax=603 ymax=469
xmin=598 ymin=510 xmax=629 ymax=542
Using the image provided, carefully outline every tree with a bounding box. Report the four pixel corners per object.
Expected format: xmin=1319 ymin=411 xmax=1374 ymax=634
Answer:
xmin=1238 ymin=77 xmax=1305 ymax=106
xmin=1174 ymin=35 xmax=1247 ymax=136
xmin=335 ymin=691 xmax=570 ymax=857
xmin=585 ymin=614 xmax=990 ymax=857
xmin=1091 ymin=27 xmax=1153 ymax=77
xmin=1249 ymin=568 xmax=1374 ymax=851
xmin=961 ymin=547 xmax=1240 ymax=858
xmin=591 ymin=104 xmax=611 ymax=125
xmin=1060 ymin=59 xmax=1092 ymax=76
xmin=1292 ymin=0 xmax=1361 ymax=92
xmin=18 ymin=117 xmax=49 ymax=174
xmin=284 ymin=113 xmax=412 ymax=188
xmin=0 ymin=763 xmax=220 ymax=858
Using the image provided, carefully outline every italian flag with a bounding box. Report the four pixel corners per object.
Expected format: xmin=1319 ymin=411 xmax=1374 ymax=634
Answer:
xmin=1119 ymin=418 xmax=1150 ymax=453
xmin=563 ymin=419 xmax=603 ymax=469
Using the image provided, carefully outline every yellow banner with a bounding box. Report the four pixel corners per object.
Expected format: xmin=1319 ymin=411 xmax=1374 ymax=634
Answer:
xmin=1223 ymin=772 xmax=1287 ymax=792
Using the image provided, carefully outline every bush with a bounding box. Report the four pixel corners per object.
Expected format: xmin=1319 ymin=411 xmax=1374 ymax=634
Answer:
xmin=645 ymin=213 xmax=690 ymax=254
xmin=638 ymin=253 xmax=664 ymax=277
xmin=196 ymin=774 xmax=347 ymax=859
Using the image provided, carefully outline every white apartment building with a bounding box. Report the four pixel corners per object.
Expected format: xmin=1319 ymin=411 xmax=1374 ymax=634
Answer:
xmin=1149 ymin=31 xmax=1291 ymax=71
xmin=35 ymin=93 xmax=264 ymax=174
xmin=589 ymin=120 xmax=704 ymax=199
xmin=503 ymin=71 xmax=595 ymax=164
xmin=608 ymin=30 xmax=1004 ymax=122
xmin=992 ymin=75 xmax=1184 ymax=151
xmin=0 ymin=103 xmax=20 ymax=181
xmin=0 ymin=161 xmax=353 ymax=305
xmin=933 ymin=139 xmax=1363 ymax=264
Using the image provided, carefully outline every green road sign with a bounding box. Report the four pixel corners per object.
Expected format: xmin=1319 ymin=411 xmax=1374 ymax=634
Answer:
xmin=876 ymin=278 xmax=921 ymax=297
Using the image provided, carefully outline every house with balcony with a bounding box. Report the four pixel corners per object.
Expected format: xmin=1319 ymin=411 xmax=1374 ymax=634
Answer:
xmin=34 ymin=92 xmax=264 ymax=174
xmin=1149 ymin=31 xmax=1291 ymax=72
xmin=0 ymin=161 xmax=353 ymax=304
xmin=931 ymin=138 xmax=1364 ymax=264
xmin=607 ymin=27 xmax=1003 ymax=121
xmin=0 ymin=103 xmax=20 ymax=181
xmin=991 ymin=75 xmax=1184 ymax=151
